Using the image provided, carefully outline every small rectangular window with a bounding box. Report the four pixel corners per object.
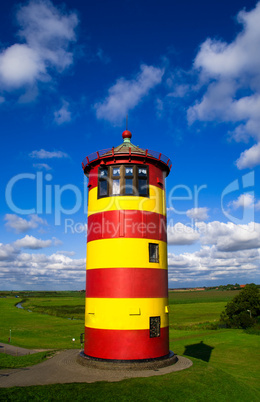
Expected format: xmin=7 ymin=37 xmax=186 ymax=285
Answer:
xmin=125 ymin=178 xmax=133 ymax=194
xmin=138 ymin=168 xmax=147 ymax=176
xmin=125 ymin=167 xmax=133 ymax=176
xmin=113 ymin=167 xmax=120 ymax=176
xmin=124 ymin=166 xmax=134 ymax=195
xmin=112 ymin=179 xmax=120 ymax=195
xmin=100 ymin=169 xmax=108 ymax=178
xmin=150 ymin=316 xmax=160 ymax=338
xmin=98 ymin=167 xmax=109 ymax=198
xmin=149 ymin=243 xmax=159 ymax=263
xmin=99 ymin=180 xmax=108 ymax=196
xmin=138 ymin=178 xmax=148 ymax=196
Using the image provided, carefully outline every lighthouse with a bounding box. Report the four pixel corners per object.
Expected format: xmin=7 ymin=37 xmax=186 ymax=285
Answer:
xmin=81 ymin=130 xmax=173 ymax=362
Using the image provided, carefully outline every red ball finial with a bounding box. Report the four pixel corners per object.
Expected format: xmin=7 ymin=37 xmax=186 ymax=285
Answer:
xmin=122 ymin=130 xmax=132 ymax=140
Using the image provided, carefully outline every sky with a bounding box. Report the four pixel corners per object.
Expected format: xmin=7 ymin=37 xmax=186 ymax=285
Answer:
xmin=0 ymin=0 xmax=260 ymax=290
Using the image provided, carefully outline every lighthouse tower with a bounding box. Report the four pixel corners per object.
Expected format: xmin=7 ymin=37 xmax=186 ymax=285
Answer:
xmin=82 ymin=130 xmax=172 ymax=362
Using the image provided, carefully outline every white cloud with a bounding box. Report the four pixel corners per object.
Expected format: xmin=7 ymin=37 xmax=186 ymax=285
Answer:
xmin=186 ymin=207 xmax=209 ymax=221
xmin=197 ymin=221 xmax=260 ymax=252
xmin=168 ymin=245 xmax=259 ymax=285
xmin=33 ymin=163 xmax=52 ymax=170
xmin=0 ymin=0 xmax=78 ymax=95
xmin=54 ymin=100 xmax=72 ymax=125
xmin=229 ymin=193 xmax=254 ymax=209
xmin=228 ymin=193 xmax=260 ymax=211
xmin=167 ymin=223 xmax=200 ymax=245
xmin=30 ymin=149 xmax=69 ymax=159
xmin=4 ymin=214 xmax=47 ymax=233
xmin=187 ymin=2 xmax=260 ymax=168
xmin=14 ymin=235 xmax=52 ymax=249
xmin=95 ymin=64 xmax=164 ymax=124
xmin=236 ymin=142 xmax=260 ymax=169
xmin=0 ymin=44 xmax=44 ymax=88
xmin=0 ymin=243 xmax=85 ymax=290
xmin=0 ymin=243 xmax=19 ymax=261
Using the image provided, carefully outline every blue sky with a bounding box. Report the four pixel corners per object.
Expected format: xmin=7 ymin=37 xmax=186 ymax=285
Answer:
xmin=0 ymin=0 xmax=259 ymax=290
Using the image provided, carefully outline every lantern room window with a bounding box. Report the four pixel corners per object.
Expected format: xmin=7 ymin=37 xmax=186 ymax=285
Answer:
xmin=112 ymin=167 xmax=120 ymax=176
xmin=97 ymin=165 xmax=149 ymax=198
xmin=112 ymin=166 xmax=121 ymax=195
xmin=98 ymin=167 xmax=109 ymax=197
xmin=138 ymin=167 xmax=148 ymax=196
xmin=124 ymin=166 xmax=134 ymax=195
xmin=112 ymin=179 xmax=120 ymax=195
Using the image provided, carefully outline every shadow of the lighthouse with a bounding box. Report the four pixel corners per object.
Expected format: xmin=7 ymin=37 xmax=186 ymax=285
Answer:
xmin=183 ymin=341 xmax=214 ymax=362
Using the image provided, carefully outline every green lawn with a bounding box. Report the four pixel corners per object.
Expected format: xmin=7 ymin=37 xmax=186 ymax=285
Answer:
xmin=169 ymin=289 xmax=241 ymax=304
xmin=0 ymin=291 xmax=259 ymax=401
xmin=0 ymin=351 xmax=54 ymax=369
xmin=0 ymin=298 xmax=84 ymax=349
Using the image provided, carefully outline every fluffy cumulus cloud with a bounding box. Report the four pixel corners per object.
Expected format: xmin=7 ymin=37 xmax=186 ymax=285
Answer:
xmin=14 ymin=235 xmax=52 ymax=249
xmin=197 ymin=221 xmax=260 ymax=251
xmin=0 ymin=228 xmax=85 ymax=289
xmin=187 ymin=2 xmax=260 ymax=169
xmin=168 ymin=220 xmax=260 ymax=284
xmin=167 ymin=223 xmax=200 ymax=245
xmin=236 ymin=142 xmax=260 ymax=169
xmin=186 ymin=207 xmax=209 ymax=221
xmin=95 ymin=64 xmax=164 ymax=125
xmin=168 ymin=246 xmax=259 ymax=285
xmin=229 ymin=193 xmax=254 ymax=209
xmin=0 ymin=240 xmax=85 ymax=289
xmin=0 ymin=0 xmax=78 ymax=98
xmin=30 ymin=149 xmax=69 ymax=159
xmin=4 ymin=214 xmax=47 ymax=233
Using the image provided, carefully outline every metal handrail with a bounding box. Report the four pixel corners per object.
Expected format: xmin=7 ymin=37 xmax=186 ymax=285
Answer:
xmin=82 ymin=147 xmax=172 ymax=170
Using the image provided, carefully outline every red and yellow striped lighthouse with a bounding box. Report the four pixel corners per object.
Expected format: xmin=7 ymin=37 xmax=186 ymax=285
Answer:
xmin=82 ymin=130 xmax=172 ymax=361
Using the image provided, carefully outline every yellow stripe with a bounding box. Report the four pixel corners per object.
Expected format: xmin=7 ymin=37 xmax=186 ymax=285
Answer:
xmin=86 ymin=238 xmax=167 ymax=270
xmin=88 ymin=185 xmax=166 ymax=217
xmin=85 ymin=297 xmax=169 ymax=330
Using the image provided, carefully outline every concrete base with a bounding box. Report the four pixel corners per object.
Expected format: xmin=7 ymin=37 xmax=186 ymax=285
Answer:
xmin=77 ymin=350 xmax=178 ymax=370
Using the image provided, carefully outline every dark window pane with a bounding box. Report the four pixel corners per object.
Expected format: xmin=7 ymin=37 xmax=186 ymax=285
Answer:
xmin=125 ymin=167 xmax=133 ymax=176
xmin=100 ymin=168 xmax=108 ymax=178
xmin=113 ymin=167 xmax=120 ymax=176
xmin=138 ymin=168 xmax=147 ymax=176
xmin=99 ymin=180 xmax=108 ymax=196
xmin=112 ymin=179 xmax=120 ymax=195
xmin=125 ymin=178 xmax=133 ymax=194
xmin=139 ymin=178 xmax=148 ymax=195
xmin=149 ymin=243 xmax=159 ymax=263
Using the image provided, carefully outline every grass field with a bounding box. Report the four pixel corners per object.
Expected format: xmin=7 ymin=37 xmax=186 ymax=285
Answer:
xmin=0 ymin=290 xmax=259 ymax=401
xmin=0 ymin=351 xmax=54 ymax=369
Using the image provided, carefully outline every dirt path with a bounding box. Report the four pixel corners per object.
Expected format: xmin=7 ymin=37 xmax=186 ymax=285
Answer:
xmin=0 ymin=349 xmax=192 ymax=388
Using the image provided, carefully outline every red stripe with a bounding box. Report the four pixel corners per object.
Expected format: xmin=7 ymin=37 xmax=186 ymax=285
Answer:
xmin=84 ymin=326 xmax=169 ymax=360
xmin=87 ymin=210 xmax=167 ymax=242
xmin=86 ymin=268 xmax=168 ymax=298
xmin=87 ymin=162 xmax=165 ymax=190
